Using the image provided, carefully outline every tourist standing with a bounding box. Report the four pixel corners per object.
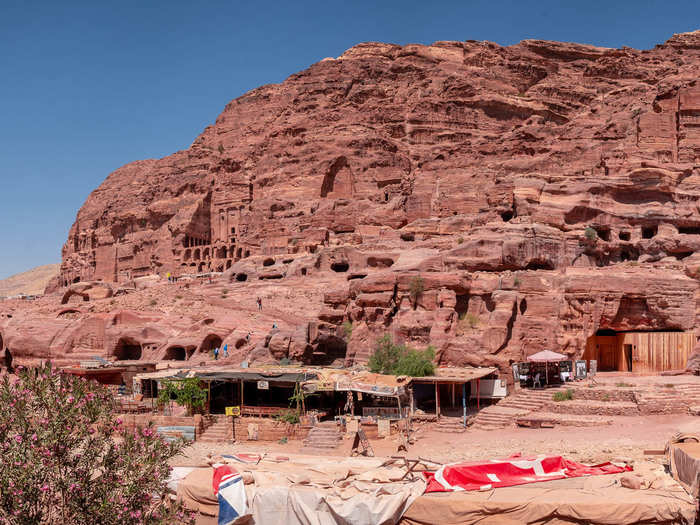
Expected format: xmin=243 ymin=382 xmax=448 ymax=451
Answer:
xmin=223 ymin=343 xmax=228 ymax=358
xmin=257 ymin=297 xmax=262 ymax=310
xmin=214 ymin=347 xmax=219 ymax=360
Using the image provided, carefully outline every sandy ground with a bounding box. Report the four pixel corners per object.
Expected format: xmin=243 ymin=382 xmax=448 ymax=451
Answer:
xmin=171 ymin=413 xmax=700 ymax=467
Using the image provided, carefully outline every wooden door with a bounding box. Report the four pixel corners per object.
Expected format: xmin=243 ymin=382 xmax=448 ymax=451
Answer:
xmin=598 ymin=342 xmax=617 ymax=370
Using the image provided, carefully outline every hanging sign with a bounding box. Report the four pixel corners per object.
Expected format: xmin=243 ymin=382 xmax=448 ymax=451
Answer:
xmin=257 ymin=380 xmax=269 ymax=390
xmin=225 ymin=406 xmax=241 ymax=417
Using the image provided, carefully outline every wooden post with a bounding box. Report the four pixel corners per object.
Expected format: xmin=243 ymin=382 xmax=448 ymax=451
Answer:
xmin=409 ymin=387 xmax=415 ymax=417
xmin=462 ymin=383 xmax=467 ymax=427
xmin=207 ymin=381 xmax=211 ymax=415
xmin=451 ymin=383 xmax=455 ymax=407
xmin=477 ymin=379 xmax=480 ymax=411
xmin=435 ymin=382 xmax=440 ymax=419
xmin=240 ymin=380 xmax=244 ymax=409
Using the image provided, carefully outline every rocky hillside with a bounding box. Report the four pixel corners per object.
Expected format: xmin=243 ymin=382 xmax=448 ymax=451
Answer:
xmin=0 ymin=264 xmax=59 ymax=297
xmin=5 ymin=32 xmax=700 ymax=375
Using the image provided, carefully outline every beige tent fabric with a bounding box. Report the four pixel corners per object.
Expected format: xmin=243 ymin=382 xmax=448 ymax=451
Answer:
xmin=401 ymin=474 xmax=696 ymax=525
xmin=176 ymin=457 xmax=426 ymax=525
xmin=669 ymin=441 xmax=700 ymax=497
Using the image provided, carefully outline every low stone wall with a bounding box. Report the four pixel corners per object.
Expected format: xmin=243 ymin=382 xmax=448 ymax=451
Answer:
xmin=233 ymin=417 xmax=309 ymax=442
xmin=544 ymin=400 xmax=639 ymax=416
xmin=569 ymin=387 xmax=636 ymax=403
xmin=117 ymin=413 xmax=206 ymax=439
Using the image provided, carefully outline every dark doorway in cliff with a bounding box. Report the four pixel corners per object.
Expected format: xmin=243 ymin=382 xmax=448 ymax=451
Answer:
xmin=200 ymin=335 xmax=223 ymax=355
xmin=4 ymin=348 xmax=12 ymax=372
xmin=679 ymin=226 xmax=700 ymax=235
xmin=331 ymin=262 xmax=349 ymax=273
xmin=164 ymin=346 xmax=186 ymax=361
xmin=455 ymin=294 xmax=469 ymax=318
xmin=114 ymin=338 xmax=142 ymax=361
xmin=501 ymin=210 xmax=514 ymax=222
xmin=311 ymin=336 xmax=346 ymax=366
xmin=619 ymin=231 xmax=631 ymax=241
xmin=235 ymin=273 xmax=247 ymax=282
xmin=642 ymin=225 xmax=657 ymax=239
xmin=525 ymin=259 xmax=554 ymax=271
xmin=263 ymin=258 xmax=275 ymax=267
xmin=519 ymin=298 xmax=528 ymax=315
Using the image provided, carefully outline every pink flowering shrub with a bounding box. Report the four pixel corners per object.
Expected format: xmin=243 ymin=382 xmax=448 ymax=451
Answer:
xmin=0 ymin=365 xmax=194 ymax=524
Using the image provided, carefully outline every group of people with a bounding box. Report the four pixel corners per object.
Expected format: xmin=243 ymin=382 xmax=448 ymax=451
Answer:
xmin=213 ymin=344 xmax=228 ymax=360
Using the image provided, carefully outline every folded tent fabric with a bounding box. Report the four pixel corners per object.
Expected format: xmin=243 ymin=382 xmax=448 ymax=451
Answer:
xmin=212 ymin=465 xmax=247 ymax=525
xmin=424 ymin=454 xmax=631 ymax=492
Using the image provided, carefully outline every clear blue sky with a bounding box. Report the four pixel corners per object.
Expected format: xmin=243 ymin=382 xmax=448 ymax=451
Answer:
xmin=0 ymin=0 xmax=698 ymax=279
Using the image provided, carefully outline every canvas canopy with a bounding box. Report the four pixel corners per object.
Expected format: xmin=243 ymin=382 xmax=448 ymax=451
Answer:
xmin=526 ymin=350 xmax=567 ymax=363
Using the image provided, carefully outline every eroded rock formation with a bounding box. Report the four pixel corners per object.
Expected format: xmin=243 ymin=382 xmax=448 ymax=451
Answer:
xmin=7 ymin=31 xmax=700 ymax=376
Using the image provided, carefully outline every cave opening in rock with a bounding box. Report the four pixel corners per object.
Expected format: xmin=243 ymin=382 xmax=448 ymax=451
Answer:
xmin=4 ymin=348 xmax=12 ymax=372
xmin=525 ymin=260 xmax=554 ymax=271
xmin=642 ymin=225 xmax=657 ymax=239
xmin=519 ymin=298 xmax=528 ymax=315
xmin=501 ymin=210 xmax=514 ymax=222
xmin=455 ymin=294 xmax=469 ymax=318
xmin=235 ymin=273 xmax=248 ymax=282
xmin=200 ymin=334 xmax=223 ymax=354
xmin=331 ymin=262 xmax=349 ymax=272
xmin=114 ymin=338 xmax=142 ymax=361
xmin=311 ymin=336 xmax=347 ymax=366
xmin=164 ymin=346 xmax=187 ymax=361
xmin=301 ymin=268 xmax=307 ymax=276
xmin=618 ymin=231 xmax=631 ymax=241
xmin=263 ymin=257 xmax=275 ymax=267
xmin=594 ymin=227 xmax=610 ymax=242
xmin=679 ymin=226 xmax=700 ymax=235
xmin=400 ymin=232 xmax=415 ymax=242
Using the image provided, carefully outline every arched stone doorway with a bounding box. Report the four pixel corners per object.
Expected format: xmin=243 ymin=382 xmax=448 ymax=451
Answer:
xmin=199 ymin=334 xmax=223 ymax=355
xmin=114 ymin=338 xmax=142 ymax=361
xmin=163 ymin=346 xmax=187 ymax=361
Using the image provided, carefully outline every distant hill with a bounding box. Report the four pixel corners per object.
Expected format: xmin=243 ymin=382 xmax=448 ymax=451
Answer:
xmin=0 ymin=264 xmax=60 ymax=297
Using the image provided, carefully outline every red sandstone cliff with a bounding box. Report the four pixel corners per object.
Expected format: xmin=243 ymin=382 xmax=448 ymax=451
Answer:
xmin=6 ymin=32 xmax=700 ymax=375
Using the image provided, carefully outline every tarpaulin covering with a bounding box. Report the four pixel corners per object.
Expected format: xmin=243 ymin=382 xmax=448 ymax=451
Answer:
xmin=424 ymin=454 xmax=631 ymax=492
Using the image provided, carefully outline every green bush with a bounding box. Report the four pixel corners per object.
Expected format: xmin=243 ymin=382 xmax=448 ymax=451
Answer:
xmin=0 ymin=365 xmax=193 ymax=524
xmin=584 ymin=227 xmax=597 ymax=241
xmin=615 ymin=382 xmax=633 ymax=388
xmin=457 ymin=237 xmax=464 ymax=244
xmin=368 ymin=334 xmax=435 ymax=376
xmin=552 ymin=389 xmax=574 ymax=402
xmin=276 ymin=409 xmax=300 ymax=425
xmin=158 ymin=378 xmax=207 ymax=416
xmin=513 ymin=276 xmax=521 ymax=287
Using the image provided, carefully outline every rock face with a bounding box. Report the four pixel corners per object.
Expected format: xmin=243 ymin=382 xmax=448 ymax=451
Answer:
xmin=11 ymin=31 xmax=700 ymax=376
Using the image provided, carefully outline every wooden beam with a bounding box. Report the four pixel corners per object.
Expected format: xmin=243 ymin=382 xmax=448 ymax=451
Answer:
xmin=435 ymin=382 xmax=440 ymax=419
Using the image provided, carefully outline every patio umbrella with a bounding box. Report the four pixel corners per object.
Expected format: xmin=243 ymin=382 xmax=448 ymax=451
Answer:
xmin=527 ymin=350 xmax=567 ymax=385
xmin=526 ymin=350 xmax=567 ymax=362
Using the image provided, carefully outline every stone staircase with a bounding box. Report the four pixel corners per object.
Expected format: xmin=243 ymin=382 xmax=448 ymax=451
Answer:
xmin=301 ymin=421 xmax=343 ymax=451
xmin=198 ymin=417 xmax=231 ymax=443
xmin=635 ymin=386 xmax=693 ymax=415
xmin=470 ymin=386 xmax=569 ymax=430
xmin=435 ymin=416 xmax=468 ymax=433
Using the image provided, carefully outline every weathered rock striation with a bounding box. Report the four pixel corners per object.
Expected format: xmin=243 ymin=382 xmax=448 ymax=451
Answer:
xmin=7 ymin=32 xmax=700 ymax=377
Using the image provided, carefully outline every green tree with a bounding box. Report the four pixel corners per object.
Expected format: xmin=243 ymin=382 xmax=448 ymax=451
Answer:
xmin=0 ymin=364 xmax=193 ymax=525
xmin=584 ymin=226 xmax=597 ymax=241
xmin=158 ymin=378 xmax=207 ymax=416
xmin=368 ymin=335 xmax=435 ymax=377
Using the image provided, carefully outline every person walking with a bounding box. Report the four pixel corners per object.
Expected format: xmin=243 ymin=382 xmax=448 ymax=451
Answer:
xmin=223 ymin=343 xmax=228 ymax=358
xmin=213 ymin=347 xmax=219 ymax=361
xmin=256 ymin=297 xmax=262 ymax=310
